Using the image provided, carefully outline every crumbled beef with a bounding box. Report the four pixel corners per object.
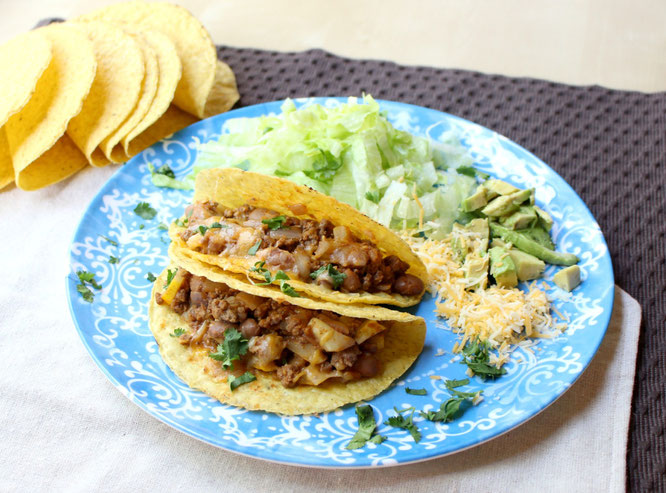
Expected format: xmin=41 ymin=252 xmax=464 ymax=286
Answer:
xmin=330 ymin=346 xmax=361 ymax=371
xmin=276 ymin=356 xmax=307 ymax=388
xmin=170 ymin=273 xmax=191 ymax=314
xmin=209 ymin=296 xmax=248 ymax=323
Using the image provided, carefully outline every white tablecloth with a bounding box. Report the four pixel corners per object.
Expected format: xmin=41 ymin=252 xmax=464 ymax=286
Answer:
xmin=0 ymin=165 xmax=641 ymax=492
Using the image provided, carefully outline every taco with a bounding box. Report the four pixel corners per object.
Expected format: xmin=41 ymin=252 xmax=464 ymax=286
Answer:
xmin=169 ymin=168 xmax=428 ymax=307
xmin=149 ymin=247 xmax=426 ymax=415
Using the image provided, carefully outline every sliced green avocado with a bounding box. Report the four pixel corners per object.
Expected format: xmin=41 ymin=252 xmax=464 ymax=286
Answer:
xmin=500 ymin=205 xmax=538 ymax=230
xmin=489 ymin=246 xmax=518 ymax=288
xmin=464 ymin=256 xmax=489 ymax=290
xmin=466 ymin=218 xmax=490 ymax=253
xmin=483 ymin=179 xmax=520 ymax=197
xmin=461 ymin=186 xmax=488 ymax=212
xmin=534 ymin=206 xmax=554 ymax=232
xmin=481 ymin=189 xmax=532 ymax=217
xmin=490 ymin=238 xmax=545 ymax=281
xmin=553 ymin=265 xmax=582 ymax=291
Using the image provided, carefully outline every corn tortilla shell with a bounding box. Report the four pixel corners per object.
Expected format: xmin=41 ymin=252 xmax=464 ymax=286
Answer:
xmin=0 ymin=128 xmax=14 ymax=190
xmin=0 ymin=30 xmax=51 ymax=126
xmin=66 ymin=21 xmax=144 ymax=167
xmin=102 ymin=30 xmax=159 ymax=163
xmin=121 ymin=30 xmax=182 ymax=155
xmin=126 ymin=105 xmax=198 ymax=158
xmin=78 ymin=1 xmax=216 ymax=118
xmin=150 ymin=254 xmax=426 ymax=415
xmin=203 ymin=60 xmax=240 ymax=118
xmin=170 ymin=168 xmax=429 ymax=307
xmin=14 ymin=134 xmax=88 ymax=191
xmin=5 ymin=24 xmax=96 ymax=190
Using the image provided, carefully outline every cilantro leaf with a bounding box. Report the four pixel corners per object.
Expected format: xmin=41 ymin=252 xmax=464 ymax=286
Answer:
xmin=99 ymin=234 xmax=118 ymax=246
xmin=250 ymin=261 xmax=273 ymax=284
xmin=248 ymin=240 xmax=261 ymax=255
xmin=274 ymin=270 xmax=289 ymax=281
xmin=157 ymin=222 xmax=169 ymax=231
xmin=154 ymin=164 xmax=175 ymax=178
xmin=198 ymin=225 xmax=209 ymax=236
xmin=280 ymin=282 xmax=301 ymax=297
xmin=76 ymin=283 xmax=94 ymax=303
xmin=108 ymin=256 xmax=119 ymax=264
xmin=210 ymin=221 xmax=226 ymax=229
xmin=461 ymin=339 xmax=507 ymax=380
xmin=134 ymin=202 xmax=157 ymax=220
xmin=310 ymin=264 xmax=347 ymax=289
xmin=262 ymin=215 xmax=286 ymax=230
xmin=174 ymin=217 xmax=188 ymax=227
xmin=456 ymin=166 xmax=490 ymax=180
xmin=444 ymin=378 xmax=470 ymax=389
xmin=209 ymin=328 xmax=249 ymax=369
xmin=420 ymin=379 xmax=482 ymax=422
xmin=346 ymin=405 xmax=385 ymax=450
xmin=165 ymin=268 xmax=178 ymax=288
xmin=384 ymin=407 xmax=421 ymax=443
xmin=229 ymin=371 xmax=256 ymax=391
xmin=304 ymin=149 xmax=342 ymax=183
xmin=77 ymin=270 xmax=101 ymax=290
xmin=365 ymin=190 xmax=381 ymax=204
xmin=146 ymin=272 xmax=157 ymax=282
xmin=170 ymin=328 xmax=186 ymax=338
xmin=405 ymin=387 xmax=427 ymax=396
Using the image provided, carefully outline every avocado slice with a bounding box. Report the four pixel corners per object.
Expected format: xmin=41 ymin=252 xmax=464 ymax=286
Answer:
xmin=490 ymin=223 xmax=579 ymax=266
xmin=553 ymin=265 xmax=582 ymax=291
xmin=490 ymin=238 xmax=545 ymax=281
xmin=452 ymin=218 xmax=490 ymax=262
xmin=517 ymin=226 xmax=555 ymax=250
xmin=500 ymin=205 xmax=538 ymax=230
xmin=483 ymin=179 xmax=520 ymax=197
xmin=489 ymin=246 xmax=518 ymax=288
xmin=534 ymin=206 xmax=554 ymax=232
xmin=464 ymin=256 xmax=489 ymax=290
xmin=481 ymin=189 xmax=532 ymax=217
xmin=461 ymin=186 xmax=488 ymax=212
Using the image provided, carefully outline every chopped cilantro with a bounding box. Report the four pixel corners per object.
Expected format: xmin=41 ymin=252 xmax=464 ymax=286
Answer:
xmin=248 ymin=240 xmax=261 ymax=255
xmin=346 ymin=405 xmax=385 ymax=450
xmin=280 ymin=282 xmax=301 ymax=297
xmin=274 ymin=270 xmax=289 ymax=281
xmin=304 ymin=149 xmax=342 ymax=183
xmin=456 ymin=166 xmax=490 ymax=180
xmin=157 ymin=222 xmax=169 ymax=231
xmin=146 ymin=272 xmax=157 ymax=282
xmin=139 ymin=224 xmax=145 ymax=230
xmin=365 ymin=190 xmax=381 ymax=204
xmin=209 ymin=328 xmax=249 ymax=369
xmin=77 ymin=270 xmax=101 ymax=290
xmin=154 ymin=164 xmax=175 ymax=178
xmin=229 ymin=371 xmax=256 ymax=391
xmin=108 ymin=256 xmax=119 ymax=264
xmin=198 ymin=225 xmax=209 ymax=236
xmin=420 ymin=379 xmax=482 ymax=423
xmin=250 ymin=261 xmax=272 ymax=284
xmin=310 ymin=264 xmax=347 ymax=289
xmin=384 ymin=407 xmax=421 ymax=443
xmin=209 ymin=221 xmax=226 ymax=229
xmin=262 ymin=215 xmax=286 ymax=230
xmin=77 ymin=284 xmax=94 ymax=303
xmin=461 ymin=340 xmax=507 ymax=380
xmin=99 ymin=234 xmax=118 ymax=246
xmin=174 ymin=217 xmax=188 ymax=227
xmin=134 ymin=202 xmax=157 ymax=220
xmin=75 ymin=270 xmax=101 ymax=303
xmin=170 ymin=328 xmax=186 ymax=338
xmin=405 ymin=387 xmax=427 ymax=396
xmin=165 ymin=268 xmax=178 ymax=288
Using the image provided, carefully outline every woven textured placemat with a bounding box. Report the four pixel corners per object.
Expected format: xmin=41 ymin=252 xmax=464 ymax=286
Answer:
xmin=216 ymin=46 xmax=665 ymax=491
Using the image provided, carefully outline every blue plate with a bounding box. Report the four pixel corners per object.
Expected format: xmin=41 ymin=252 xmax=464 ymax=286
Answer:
xmin=66 ymin=98 xmax=614 ymax=467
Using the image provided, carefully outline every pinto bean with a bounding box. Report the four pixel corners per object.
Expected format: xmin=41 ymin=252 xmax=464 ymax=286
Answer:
xmin=393 ymin=274 xmax=424 ymax=296
xmin=207 ymin=320 xmax=235 ymax=339
xmin=240 ymin=318 xmax=261 ymax=338
xmin=329 ymin=244 xmax=369 ymax=268
xmin=353 ymin=354 xmax=380 ymax=377
xmin=265 ymin=248 xmax=295 ymax=270
xmin=341 ymin=269 xmax=361 ymax=292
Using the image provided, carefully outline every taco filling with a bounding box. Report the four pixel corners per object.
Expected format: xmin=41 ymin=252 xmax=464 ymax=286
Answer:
xmin=156 ymin=268 xmax=393 ymax=388
xmin=177 ymin=201 xmax=425 ymax=297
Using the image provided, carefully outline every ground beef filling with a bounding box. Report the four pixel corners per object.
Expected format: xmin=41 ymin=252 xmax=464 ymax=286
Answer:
xmin=178 ymin=201 xmax=424 ymax=297
xmin=156 ymin=271 xmax=387 ymax=388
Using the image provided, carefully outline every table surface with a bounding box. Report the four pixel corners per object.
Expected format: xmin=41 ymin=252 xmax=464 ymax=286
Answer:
xmin=1 ymin=0 xmax=665 ymax=93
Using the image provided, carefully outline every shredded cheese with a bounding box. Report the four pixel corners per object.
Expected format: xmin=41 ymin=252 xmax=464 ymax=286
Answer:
xmin=401 ymin=230 xmax=566 ymax=365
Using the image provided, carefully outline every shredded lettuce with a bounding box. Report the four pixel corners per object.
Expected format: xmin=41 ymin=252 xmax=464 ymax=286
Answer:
xmin=195 ymin=95 xmax=476 ymax=238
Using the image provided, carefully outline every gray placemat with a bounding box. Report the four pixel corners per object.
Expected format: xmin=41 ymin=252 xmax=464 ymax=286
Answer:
xmin=216 ymin=46 xmax=665 ymax=491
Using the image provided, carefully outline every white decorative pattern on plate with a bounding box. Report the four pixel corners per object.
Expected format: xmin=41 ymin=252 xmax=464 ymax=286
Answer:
xmin=66 ymin=98 xmax=614 ymax=467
